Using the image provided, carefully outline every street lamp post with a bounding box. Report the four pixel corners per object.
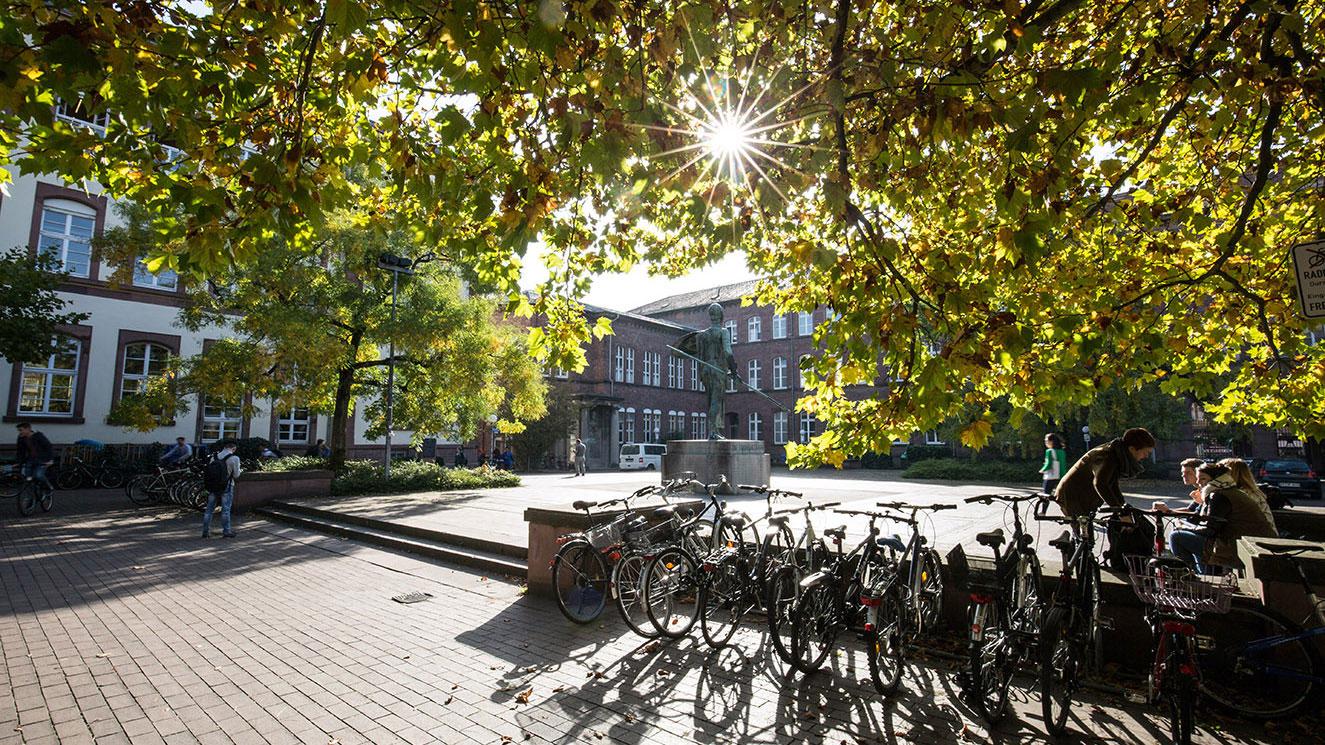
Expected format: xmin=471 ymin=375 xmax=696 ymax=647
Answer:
xmin=376 ymin=252 xmax=435 ymax=478
xmin=1082 ymin=425 xmax=1091 ymax=452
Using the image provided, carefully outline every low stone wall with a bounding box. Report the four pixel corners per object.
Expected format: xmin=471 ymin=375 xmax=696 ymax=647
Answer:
xmin=233 ymin=470 xmax=333 ymax=511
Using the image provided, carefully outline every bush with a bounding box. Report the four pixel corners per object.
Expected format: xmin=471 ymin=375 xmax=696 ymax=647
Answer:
xmin=903 ymin=458 xmax=1041 ymax=483
xmin=900 ymin=444 xmax=949 ymax=463
xmin=260 ymin=457 xmax=519 ymax=496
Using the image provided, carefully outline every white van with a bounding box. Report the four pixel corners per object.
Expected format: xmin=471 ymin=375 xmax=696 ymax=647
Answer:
xmin=619 ymin=443 xmax=666 ymax=470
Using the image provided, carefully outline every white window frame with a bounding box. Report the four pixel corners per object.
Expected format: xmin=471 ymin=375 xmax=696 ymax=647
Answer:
xmin=724 ymin=320 xmax=738 ymax=345
xmin=747 ymin=316 xmax=762 ymax=342
xmin=119 ymin=342 xmax=171 ymax=400
xmin=799 ymin=413 xmax=816 ymax=444
xmin=691 ymin=360 xmax=701 ymax=390
xmin=773 ymin=412 xmax=788 ymax=445
xmin=667 ymin=356 xmax=677 ymax=389
xmin=201 ymin=399 xmax=243 ymax=442
xmin=649 ymin=351 xmax=661 ymax=386
xmin=924 ymin=429 xmax=944 ymax=445
xmin=798 ymin=311 xmax=814 ymax=336
xmin=614 ymin=347 xmax=625 ymax=382
xmin=18 ymin=337 xmax=80 ymax=416
xmin=726 ymin=373 xmax=737 ymax=393
xmin=772 ymin=314 xmax=787 ymax=339
xmin=691 ymin=412 xmax=707 ymax=440
xmin=132 ymin=258 xmax=178 ymax=290
xmin=772 ymin=356 xmax=788 ymax=390
xmin=747 ymin=359 xmax=761 ymax=390
xmin=54 ymin=97 xmax=110 ymax=133
xmin=748 ymin=412 xmax=763 ymax=441
xmin=626 ymin=348 xmax=635 ymax=384
xmin=277 ymin=408 xmax=311 ymax=444
xmin=642 ymin=351 xmax=653 ymax=387
xmin=38 ymin=200 xmax=96 ymax=278
xmin=619 ymin=407 xmax=636 ymax=444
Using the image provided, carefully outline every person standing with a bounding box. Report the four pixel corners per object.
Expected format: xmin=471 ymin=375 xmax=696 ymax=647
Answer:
xmin=304 ymin=439 xmax=331 ymax=458
xmin=453 ymin=449 xmax=468 ymax=467
xmin=1039 ymin=433 xmax=1068 ymax=494
xmin=15 ymin=422 xmax=54 ymax=491
xmin=501 ymin=447 xmax=514 ymax=471
xmin=574 ymin=438 xmax=587 ymax=476
xmin=201 ymin=441 xmax=241 ymax=538
xmin=1054 ymin=427 xmax=1156 ymax=518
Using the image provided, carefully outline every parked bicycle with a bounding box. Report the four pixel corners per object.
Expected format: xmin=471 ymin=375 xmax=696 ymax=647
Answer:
xmin=1035 ymin=502 xmax=1109 ymax=737
xmin=56 ymin=455 xmax=128 ymax=490
xmin=695 ymin=485 xmax=840 ymax=649
xmin=1197 ymin=544 xmax=1324 ymax=720
xmin=950 ymin=492 xmax=1046 ymax=723
xmin=125 ymin=464 xmax=202 ymax=508
xmin=1108 ymin=507 xmax=1239 ymax=745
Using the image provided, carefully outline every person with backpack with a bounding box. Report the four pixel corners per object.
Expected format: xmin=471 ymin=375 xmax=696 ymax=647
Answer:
xmin=201 ymin=440 xmax=242 ymax=538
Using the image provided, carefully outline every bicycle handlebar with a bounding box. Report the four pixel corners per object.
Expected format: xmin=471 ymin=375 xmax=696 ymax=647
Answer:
xmin=875 ymin=501 xmax=956 ymax=511
xmin=737 ymin=484 xmax=806 ymax=498
xmin=965 ymin=493 xmax=1043 ymax=504
xmin=771 ymin=501 xmax=841 ymax=516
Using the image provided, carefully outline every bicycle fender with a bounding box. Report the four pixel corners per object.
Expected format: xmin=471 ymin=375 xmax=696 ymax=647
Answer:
xmin=798 ymin=570 xmax=832 ymax=590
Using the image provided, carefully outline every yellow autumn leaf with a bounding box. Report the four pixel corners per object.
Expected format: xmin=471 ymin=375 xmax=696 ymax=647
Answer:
xmin=959 ymin=420 xmax=993 ymax=450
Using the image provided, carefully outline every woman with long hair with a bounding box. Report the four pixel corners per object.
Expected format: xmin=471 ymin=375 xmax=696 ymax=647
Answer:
xmin=1039 ymin=432 xmax=1068 ymax=495
xmin=1219 ymin=458 xmax=1278 ymax=535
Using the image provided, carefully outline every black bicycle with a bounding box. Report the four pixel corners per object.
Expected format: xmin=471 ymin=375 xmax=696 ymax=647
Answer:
xmin=1035 ymin=502 xmax=1109 ymax=737
xmin=15 ymin=468 xmax=54 ymax=516
xmin=950 ymin=492 xmax=1046 ymax=723
xmin=55 ymin=455 xmax=127 ymax=490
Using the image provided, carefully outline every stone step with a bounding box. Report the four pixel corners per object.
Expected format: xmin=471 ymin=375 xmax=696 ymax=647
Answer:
xmin=262 ymin=499 xmax=527 ymax=560
xmin=256 ymin=505 xmax=526 ymax=578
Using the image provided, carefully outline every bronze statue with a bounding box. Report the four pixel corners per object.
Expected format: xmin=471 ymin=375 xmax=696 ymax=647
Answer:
xmin=673 ymin=303 xmax=739 ymax=439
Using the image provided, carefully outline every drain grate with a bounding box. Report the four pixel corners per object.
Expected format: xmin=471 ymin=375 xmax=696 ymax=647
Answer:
xmin=391 ymin=591 xmax=434 ymax=604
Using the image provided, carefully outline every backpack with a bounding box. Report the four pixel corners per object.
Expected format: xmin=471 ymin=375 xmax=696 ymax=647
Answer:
xmin=1103 ymin=512 xmax=1157 ymax=571
xmin=203 ymin=453 xmax=235 ymax=493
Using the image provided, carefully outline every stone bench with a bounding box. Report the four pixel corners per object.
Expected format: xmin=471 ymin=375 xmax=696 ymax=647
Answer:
xmin=524 ymin=497 xmax=705 ymax=597
xmin=233 ymin=469 xmax=333 ymax=511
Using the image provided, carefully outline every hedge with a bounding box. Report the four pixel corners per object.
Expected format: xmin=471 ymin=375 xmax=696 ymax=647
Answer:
xmin=902 ymin=458 xmax=1041 ymax=483
xmin=261 ymin=456 xmax=520 ymax=496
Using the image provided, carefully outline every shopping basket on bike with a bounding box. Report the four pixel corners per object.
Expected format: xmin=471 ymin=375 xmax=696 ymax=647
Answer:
xmin=585 ymin=514 xmax=645 ymax=552
xmin=946 ymin=544 xmax=1002 ymax=594
xmin=1122 ymin=554 xmax=1238 ymax=614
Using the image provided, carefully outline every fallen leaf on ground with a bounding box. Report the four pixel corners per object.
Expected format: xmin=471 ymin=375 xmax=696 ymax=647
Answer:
xmin=656 ymin=669 xmax=670 ymax=677
xmin=515 ymin=688 xmax=532 ymax=704
xmin=451 ymin=684 xmax=459 ymax=690
xmin=552 ymin=686 xmax=567 ymax=693
xmin=444 ymin=696 xmax=453 ymax=705
xmin=641 ymin=641 xmax=661 ymax=654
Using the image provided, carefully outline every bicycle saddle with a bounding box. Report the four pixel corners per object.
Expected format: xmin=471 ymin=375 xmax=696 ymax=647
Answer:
xmin=976 ymin=529 xmax=1005 ymax=549
xmin=1049 ymin=530 xmax=1074 ymax=552
xmin=720 ymin=512 xmax=749 ymax=529
xmin=653 ymin=505 xmax=677 ymax=519
xmin=1149 ymin=556 xmax=1191 ymax=572
xmin=572 ymin=500 xmax=597 ymax=511
xmin=767 ymin=514 xmax=790 ymax=528
xmin=823 ymin=525 xmax=847 ymax=541
xmin=877 ymin=535 xmax=907 ymax=553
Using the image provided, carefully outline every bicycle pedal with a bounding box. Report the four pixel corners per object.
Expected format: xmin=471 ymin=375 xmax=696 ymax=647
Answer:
xmin=1096 ymin=616 xmax=1115 ymax=631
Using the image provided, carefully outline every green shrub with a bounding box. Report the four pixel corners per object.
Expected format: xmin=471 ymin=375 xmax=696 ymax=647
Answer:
xmin=903 ymin=458 xmax=1041 ymax=483
xmin=259 ymin=457 xmax=519 ymax=495
xmin=900 ymin=444 xmax=949 ymax=463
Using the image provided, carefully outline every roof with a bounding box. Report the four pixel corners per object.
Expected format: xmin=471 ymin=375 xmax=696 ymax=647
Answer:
xmin=580 ymin=302 xmax=698 ymax=333
xmin=628 ymin=279 xmax=762 ymax=316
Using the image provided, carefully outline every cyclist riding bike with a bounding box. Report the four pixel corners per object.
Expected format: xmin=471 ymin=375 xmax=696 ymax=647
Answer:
xmin=15 ymin=422 xmax=55 ymax=492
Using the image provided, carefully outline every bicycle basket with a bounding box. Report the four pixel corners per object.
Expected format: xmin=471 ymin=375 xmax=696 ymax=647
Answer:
xmin=585 ymin=516 xmax=629 ymax=551
xmin=946 ymin=544 xmax=1002 ymax=594
xmin=1123 ymin=554 xmax=1238 ymax=614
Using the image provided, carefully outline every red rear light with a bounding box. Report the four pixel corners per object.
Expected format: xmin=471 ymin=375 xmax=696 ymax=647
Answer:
xmin=608 ymin=551 xmax=621 ymax=561
xmin=1310 ymin=470 xmax=1317 ymax=479
xmin=969 ymin=593 xmax=994 ymax=604
xmin=1162 ymin=620 xmax=1195 ymax=635
xmin=863 ymin=623 xmax=875 ymax=633
xmin=860 ymin=595 xmax=881 ymax=607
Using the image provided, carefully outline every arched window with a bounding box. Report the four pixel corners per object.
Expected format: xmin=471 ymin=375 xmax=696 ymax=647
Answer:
xmin=119 ymin=342 xmax=171 ymax=399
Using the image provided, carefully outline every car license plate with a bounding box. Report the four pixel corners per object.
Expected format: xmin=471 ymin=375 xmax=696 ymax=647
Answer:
xmin=1281 ymin=482 xmax=1300 ymax=488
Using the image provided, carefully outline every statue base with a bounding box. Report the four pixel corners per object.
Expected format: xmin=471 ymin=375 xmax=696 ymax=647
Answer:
xmin=662 ymin=440 xmax=771 ymax=494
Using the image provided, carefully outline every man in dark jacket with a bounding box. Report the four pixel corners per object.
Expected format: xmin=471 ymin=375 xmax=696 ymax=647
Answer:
xmin=15 ymin=422 xmax=55 ymax=490
xmin=1055 ymin=428 xmax=1156 ymax=518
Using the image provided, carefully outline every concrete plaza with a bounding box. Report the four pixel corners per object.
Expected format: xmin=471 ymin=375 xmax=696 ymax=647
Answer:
xmin=0 ymin=479 xmax=1293 ymax=745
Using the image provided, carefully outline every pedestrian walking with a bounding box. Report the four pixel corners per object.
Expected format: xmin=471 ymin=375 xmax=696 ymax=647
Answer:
xmin=201 ymin=440 xmax=242 ymax=538
xmin=1039 ymin=433 xmax=1067 ymax=494
xmin=574 ymin=438 xmax=587 ymax=476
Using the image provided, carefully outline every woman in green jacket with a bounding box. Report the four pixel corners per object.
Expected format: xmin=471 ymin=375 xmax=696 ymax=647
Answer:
xmin=1040 ymin=433 xmax=1068 ymax=495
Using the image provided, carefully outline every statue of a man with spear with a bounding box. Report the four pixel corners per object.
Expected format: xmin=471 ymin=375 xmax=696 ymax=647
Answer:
xmin=672 ymin=303 xmax=739 ymax=438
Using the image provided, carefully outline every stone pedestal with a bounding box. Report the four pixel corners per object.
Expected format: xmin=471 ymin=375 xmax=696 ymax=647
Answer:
xmin=662 ymin=440 xmax=770 ymax=494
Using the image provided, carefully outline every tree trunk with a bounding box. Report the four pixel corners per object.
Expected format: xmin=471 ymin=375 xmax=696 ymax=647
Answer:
xmin=329 ymin=365 xmax=355 ymax=471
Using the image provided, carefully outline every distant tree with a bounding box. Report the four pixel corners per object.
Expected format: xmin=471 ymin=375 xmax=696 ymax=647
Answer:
xmin=1086 ymin=378 xmax=1191 ymax=445
xmin=0 ymin=248 xmax=88 ymax=364
xmin=509 ymin=383 xmax=580 ymax=471
xmin=98 ymin=204 xmax=546 ymax=468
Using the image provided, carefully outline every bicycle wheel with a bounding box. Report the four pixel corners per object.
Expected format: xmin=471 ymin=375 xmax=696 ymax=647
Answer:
xmin=867 ymin=589 xmax=905 ymax=696
xmin=969 ymin=600 xmax=1014 ymax=721
xmin=551 ymin=539 xmax=609 ymax=624
xmin=758 ymin=524 xmax=795 ymax=599
xmin=55 ymin=468 xmax=84 ymax=491
xmin=611 ymin=551 xmax=658 ymax=638
xmin=643 ymin=546 xmax=702 ymax=638
xmin=791 ymin=582 xmax=837 ymax=673
xmin=1197 ymin=602 xmax=1319 ymax=719
xmin=96 ymin=468 xmax=126 ymax=490
xmin=699 ymin=556 xmax=746 ymax=649
xmin=1009 ymin=551 xmax=1043 ymax=634
xmin=17 ymin=483 xmax=38 ymax=516
xmin=916 ymin=548 xmax=944 ymax=635
xmin=39 ymin=483 xmax=53 ymax=512
xmin=1165 ymin=639 xmax=1196 ymax=745
xmin=126 ymin=476 xmax=157 ymax=506
xmin=767 ymin=563 xmax=801 ymax=664
xmin=1040 ymin=606 xmax=1081 ymax=736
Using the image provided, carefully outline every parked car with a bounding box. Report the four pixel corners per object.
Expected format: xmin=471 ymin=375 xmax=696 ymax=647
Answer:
xmin=1258 ymin=459 xmax=1321 ymax=500
xmin=619 ymin=443 xmax=666 ymax=471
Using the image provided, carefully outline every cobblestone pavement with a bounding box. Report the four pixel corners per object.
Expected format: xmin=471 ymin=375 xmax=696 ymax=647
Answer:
xmin=1 ymin=496 xmax=1280 ymax=745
